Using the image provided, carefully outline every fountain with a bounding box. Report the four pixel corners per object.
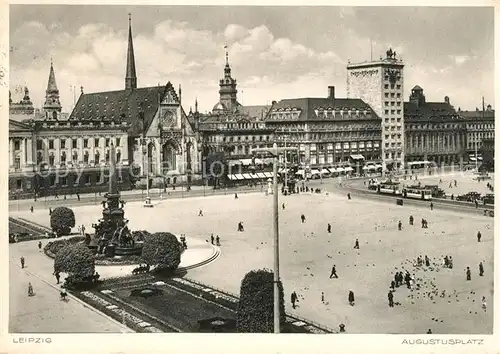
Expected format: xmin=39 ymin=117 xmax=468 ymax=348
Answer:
xmin=89 ymin=143 xmax=143 ymax=257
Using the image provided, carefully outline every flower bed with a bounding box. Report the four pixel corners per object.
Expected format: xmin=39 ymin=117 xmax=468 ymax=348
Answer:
xmin=94 ymin=254 xmax=143 ymax=266
xmin=43 ymin=236 xmax=85 ymax=258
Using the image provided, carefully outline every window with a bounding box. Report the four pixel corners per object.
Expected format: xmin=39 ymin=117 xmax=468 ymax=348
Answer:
xmin=60 ymin=151 xmax=66 ymax=164
xmin=72 ymin=151 xmax=78 ymax=162
xmin=390 ymin=93 xmax=395 ymax=98
xmin=60 ymin=140 xmax=66 ymax=149
xmin=85 ymin=175 xmax=91 ymax=184
xmin=84 ymin=139 xmax=88 ymax=148
xmin=117 ymin=137 xmax=121 ymax=146
xmin=397 ymin=93 xmax=401 ymax=98
xmin=14 ymin=140 xmax=20 ymax=150
xmin=106 ymin=138 xmax=110 ymax=147
xmin=385 ymin=153 xmax=389 ymax=158
xmin=84 ymin=151 xmax=89 ymax=164
xmin=396 ymin=102 xmax=401 ymax=106
xmin=385 ymin=118 xmax=389 ymax=123
xmin=385 ymin=110 xmax=389 ymax=115
xmin=49 ymin=140 xmax=54 ymax=149
xmin=397 ymin=118 xmax=401 ymax=122
xmin=397 ymin=110 xmax=401 ymax=114
xmin=95 ymin=151 xmax=100 ymax=163
xmin=95 ymin=138 xmax=99 ymax=147
xmin=385 ymin=93 xmax=389 ymax=98
xmin=396 ymin=85 xmax=401 ymax=89
xmin=60 ymin=177 xmax=68 ymax=186
xmin=385 ymin=135 xmax=389 ymax=139
xmin=391 ymin=102 xmax=395 ymax=106
xmin=384 ymin=84 xmax=389 ymax=89
xmin=36 ymin=140 xmax=43 ymax=150
xmin=106 ymin=150 xmax=110 ymax=163
xmin=391 ymin=110 xmax=395 ymax=114
xmin=49 ymin=153 xmax=55 ymax=166
xmin=385 ymin=102 xmax=389 ymax=106
xmin=116 ymin=150 xmax=121 ymax=162
xmin=72 ymin=139 xmax=77 ymax=149
xmin=385 ymin=143 xmax=389 ymax=148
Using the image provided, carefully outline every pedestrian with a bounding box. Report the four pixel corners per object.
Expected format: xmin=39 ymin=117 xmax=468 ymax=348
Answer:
xmin=77 ymin=193 xmax=80 ymax=201
xmin=234 ymin=193 xmax=238 ymax=199
xmin=477 ymin=231 xmax=482 ymax=242
xmin=199 ymin=209 xmax=203 ymax=216
xmin=390 ymin=280 xmax=395 ymax=290
xmin=216 ymin=235 xmax=220 ymax=246
xmin=30 ymin=206 xmax=34 ymax=213
xmin=482 ymin=296 xmax=487 ymax=311
xmin=427 ymin=329 xmax=432 ymax=334
xmin=55 ymin=272 xmax=60 ymax=284
xmin=466 ymin=267 xmax=471 ymax=281
xmin=348 ymin=291 xmax=355 ymax=306
xmin=454 ymin=180 xmax=457 ymax=187
xmin=425 ymin=255 xmax=430 ymax=267
xmin=479 ymin=262 xmax=484 ymax=276
xmin=321 ymin=291 xmax=325 ymax=303
xmin=301 ymin=214 xmax=306 ymax=223
xmin=327 ymin=223 xmax=331 ymax=233
xmin=394 ymin=273 xmax=399 ymax=287
xmin=409 ymin=215 xmax=414 ymax=225
xmin=291 ymin=291 xmax=298 ymax=309
xmin=448 ymin=256 xmax=453 ymax=269
xmin=329 ymin=265 xmax=338 ymax=279
xmin=20 ymin=256 xmax=25 ymax=269
xmin=430 ymin=202 xmax=433 ymax=210
xmin=210 ymin=234 xmax=214 ymax=245
xmin=238 ymin=222 xmax=244 ymax=232
xmin=282 ymin=203 xmax=285 ymax=210
xmin=444 ymin=256 xmax=449 ymax=267
xmin=398 ymin=220 xmax=402 ymax=231
xmin=354 ymin=238 xmax=359 ymax=249
xmin=38 ymin=241 xmax=42 ymax=251
xmin=347 ymin=193 xmax=351 ymax=200
xmin=421 ymin=218 xmax=425 ymax=228
xmin=388 ymin=291 xmax=394 ymax=307
xmin=28 ymin=282 xmax=34 ymax=297
xmin=49 ymin=207 xmax=52 ymax=215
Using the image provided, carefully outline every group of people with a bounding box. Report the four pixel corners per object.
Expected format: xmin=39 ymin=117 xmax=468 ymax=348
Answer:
xmin=210 ymin=233 xmax=221 ymax=246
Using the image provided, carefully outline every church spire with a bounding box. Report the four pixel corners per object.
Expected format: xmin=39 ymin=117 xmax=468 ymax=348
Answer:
xmin=125 ymin=13 xmax=137 ymax=90
xmin=43 ymin=60 xmax=62 ymax=118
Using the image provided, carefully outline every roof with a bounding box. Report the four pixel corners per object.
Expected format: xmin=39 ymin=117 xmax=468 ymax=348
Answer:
xmin=69 ymin=83 xmax=179 ymax=135
xmin=404 ymin=101 xmax=462 ymax=121
xmin=412 ymin=85 xmax=423 ymax=91
xmin=240 ymin=105 xmax=270 ymax=119
xmin=459 ymin=110 xmax=495 ymax=120
xmin=9 ymin=119 xmax=33 ymax=131
xmin=266 ymin=97 xmax=378 ymax=121
xmin=46 ymin=63 xmax=59 ymax=92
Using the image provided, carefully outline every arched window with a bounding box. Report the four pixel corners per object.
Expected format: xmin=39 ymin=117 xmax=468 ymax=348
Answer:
xmin=116 ymin=150 xmax=121 ymax=163
xmin=36 ymin=151 xmax=43 ymax=164
xmin=52 ymin=111 xmax=57 ymax=120
xmin=84 ymin=151 xmax=89 ymax=164
xmin=49 ymin=152 xmax=55 ymax=166
xmin=94 ymin=151 xmax=100 ymax=164
xmin=72 ymin=151 xmax=78 ymax=162
xmin=105 ymin=150 xmax=110 ymax=163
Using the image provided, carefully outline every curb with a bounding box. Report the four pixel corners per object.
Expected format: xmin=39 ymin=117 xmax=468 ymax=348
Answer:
xmin=178 ymin=246 xmax=221 ymax=272
xmin=10 ymin=259 xmax=134 ymax=333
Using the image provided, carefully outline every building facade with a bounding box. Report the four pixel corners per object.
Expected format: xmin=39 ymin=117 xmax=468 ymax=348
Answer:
xmin=460 ymin=105 xmax=495 ymax=159
xmin=404 ymin=86 xmax=467 ymax=165
xmin=347 ymin=48 xmax=405 ymax=171
xmin=265 ymin=86 xmax=382 ymax=170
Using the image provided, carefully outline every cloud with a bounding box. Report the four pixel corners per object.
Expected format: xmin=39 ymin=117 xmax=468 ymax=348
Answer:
xmin=9 ymin=12 xmax=494 ymax=115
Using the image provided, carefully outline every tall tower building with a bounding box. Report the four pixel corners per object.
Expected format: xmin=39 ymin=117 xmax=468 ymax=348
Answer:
xmin=43 ymin=60 xmax=62 ymax=120
xmin=125 ymin=13 xmax=137 ymax=90
xmin=213 ymin=48 xmax=241 ymax=113
xmin=347 ymin=48 xmax=405 ymax=171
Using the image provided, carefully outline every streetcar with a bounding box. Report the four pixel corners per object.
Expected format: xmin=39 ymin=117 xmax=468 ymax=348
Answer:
xmin=377 ymin=181 xmax=402 ymax=196
xmin=402 ymin=186 xmax=433 ymax=200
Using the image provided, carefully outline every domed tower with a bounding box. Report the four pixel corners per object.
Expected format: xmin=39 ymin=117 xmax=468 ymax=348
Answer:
xmin=213 ymin=47 xmax=242 ymax=113
xmin=43 ymin=60 xmax=62 ymax=120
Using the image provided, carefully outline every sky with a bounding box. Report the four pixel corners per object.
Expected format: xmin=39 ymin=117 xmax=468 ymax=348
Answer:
xmin=9 ymin=5 xmax=494 ymax=114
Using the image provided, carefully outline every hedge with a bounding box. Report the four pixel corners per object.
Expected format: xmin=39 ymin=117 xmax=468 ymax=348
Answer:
xmin=237 ymin=269 xmax=285 ymax=333
xmin=50 ymin=207 xmax=76 ymax=236
xmin=54 ymin=244 xmax=95 ymax=280
xmin=141 ymin=232 xmax=182 ymax=271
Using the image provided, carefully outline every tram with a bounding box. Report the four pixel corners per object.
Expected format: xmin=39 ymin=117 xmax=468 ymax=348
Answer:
xmin=377 ymin=181 xmax=402 ymax=196
xmin=402 ymin=186 xmax=433 ymax=200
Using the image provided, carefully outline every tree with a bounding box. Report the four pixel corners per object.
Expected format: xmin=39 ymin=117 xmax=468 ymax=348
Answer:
xmin=54 ymin=244 xmax=95 ymax=279
xmin=141 ymin=232 xmax=182 ymax=271
xmin=237 ymin=269 xmax=285 ymax=333
xmin=50 ymin=206 xmax=76 ymax=236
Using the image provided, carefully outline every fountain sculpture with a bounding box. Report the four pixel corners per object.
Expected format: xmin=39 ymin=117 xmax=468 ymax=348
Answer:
xmin=89 ymin=143 xmax=143 ymax=257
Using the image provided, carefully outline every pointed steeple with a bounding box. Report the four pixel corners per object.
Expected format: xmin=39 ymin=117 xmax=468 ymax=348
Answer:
xmin=46 ymin=59 xmax=59 ymax=93
xmin=125 ymin=13 xmax=137 ymax=90
xmin=43 ymin=60 xmax=62 ymax=118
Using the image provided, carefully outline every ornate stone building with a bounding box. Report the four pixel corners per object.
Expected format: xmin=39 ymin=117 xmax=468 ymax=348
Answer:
xmin=404 ymin=86 xmax=467 ymax=165
xmin=347 ymin=49 xmax=405 ymax=171
xmin=189 ymin=50 xmax=273 ymax=170
xmin=460 ymin=104 xmax=495 ymax=160
xmin=9 ymin=87 xmax=35 ymax=121
xmin=265 ymin=86 xmax=382 ymax=171
xmin=9 ymin=15 xmax=199 ymax=197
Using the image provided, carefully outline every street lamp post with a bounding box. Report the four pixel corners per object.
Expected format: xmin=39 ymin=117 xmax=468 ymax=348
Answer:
xmin=251 ymin=143 xmax=298 ymax=334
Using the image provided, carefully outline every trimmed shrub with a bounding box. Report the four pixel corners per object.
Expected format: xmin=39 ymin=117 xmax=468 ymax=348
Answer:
xmin=44 ymin=236 xmax=85 ymax=258
xmin=50 ymin=207 xmax=76 ymax=236
xmin=141 ymin=232 xmax=182 ymax=271
xmin=132 ymin=230 xmax=152 ymax=242
xmin=237 ymin=269 xmax=285 ymax=333
xmin=54 ymin=244 xmax=95 ymax=281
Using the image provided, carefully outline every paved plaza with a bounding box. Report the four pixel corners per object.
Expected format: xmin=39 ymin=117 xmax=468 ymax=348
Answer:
xmin=12 ymin=171 xmax=493 ymax=334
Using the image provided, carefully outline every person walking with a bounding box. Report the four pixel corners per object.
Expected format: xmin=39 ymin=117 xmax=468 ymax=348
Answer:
xmin=28 ymin=282 xmax=34 ymax=297
xmin=477 ymin=231 xmax=482 ymax=242
xmin=425 ymin=255 xmax=430 ymax=267
xmin=329 ymin=265 xmax=338 ymax=279
xmin=49 ymin=207 xmax=52 ymax=215
xmin=38 ymin=241 xmax=42 ymax=251
xmin=54 ymin=272 xmax=60 ymax=284
xmin=390 ymin=280 xmax=395 ymax=291
xmin=388 ymin=291 xmax=394 ymax=307
xmin=430 ymin=202 xmax=434 ymax=211
xmin=198 ymin=209 xmax=203 ymax=216
xmin=398 ymin=220 xmax=402 ymax=231
xmin=479 ymin=262 xmax=484 ymax=276
xmin=20 ymin=256 xmax=25 ymax=269
xmin=327 ymin=223 xmax=331 ymax=233
xmin=282 ymin=203 xmax=285 ymax=210
xmin=215 ymin=235 xmax=220 ymax=246
xmin=348 ymin=291 xmax=355 ymax=306
xmin=301 ymin=214 xmax=306 ymax=223
xmin=30 ymin=206 xmax=34 ymax=213
xmin=409 ymin=215 xmax=414 ymax=225
xmin=354 ymin=238 xmax=360 ymax=249
xmin=482 ymin=296 xmax=487 ymax=311
xmin=291 ymin=291 xmax=298 ymax=309
xmin=234 ymin=193 xmax=238 ymax=199
xmin=347 ymin=193 xmax=351 ymax=200
xmin=466 ymin=267 xmax=471 ymax=281
xmin=210 ymin=234 xmax=214 ymax=245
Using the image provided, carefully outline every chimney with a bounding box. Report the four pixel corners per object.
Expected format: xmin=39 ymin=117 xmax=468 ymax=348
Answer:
xmin=444 ymin=96 xmax=450 ymax=105
xmin=328 ymin=86 xmax=335 ymax=100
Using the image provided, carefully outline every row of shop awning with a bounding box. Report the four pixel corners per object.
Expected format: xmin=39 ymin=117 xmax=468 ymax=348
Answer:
xmin=228 ymin=158 xmax=274 ymax=167
xmin=362 ymin=164 xmax=383 ymax=170
xmin=228 ymin=172 xmax=275 ymax=180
